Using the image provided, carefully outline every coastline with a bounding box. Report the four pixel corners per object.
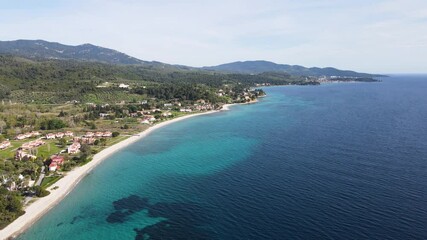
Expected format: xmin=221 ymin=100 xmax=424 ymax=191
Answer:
xmin=0 ymin=109 xmax=227 ymax=240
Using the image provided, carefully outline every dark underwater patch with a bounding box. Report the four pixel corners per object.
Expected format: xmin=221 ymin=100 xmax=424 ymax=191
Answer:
xmin=70 ymin=215 xmax=85 ymax=224
xmin=134 ymin=202 xmax=215 ymax=240
xmin=107 ymin=195 xmax=216 ymax=239
xmin=106 ymin=195 xmax=149 ymax=223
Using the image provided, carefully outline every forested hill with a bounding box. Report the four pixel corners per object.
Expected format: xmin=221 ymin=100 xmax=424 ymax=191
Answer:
xmin=1 ymin=40 xmax=384 ymax=78
xmin=0 ymin=40 xmax=149 ymax=65
xmin=0 ymin=55 xmax=311 ymax=104
xmin=203 ymin=60 xmax=384 ymax=77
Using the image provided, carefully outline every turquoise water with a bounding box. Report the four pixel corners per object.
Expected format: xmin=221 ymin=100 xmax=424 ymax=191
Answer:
xmin=18 ymin=75 xmax=427 ymax=239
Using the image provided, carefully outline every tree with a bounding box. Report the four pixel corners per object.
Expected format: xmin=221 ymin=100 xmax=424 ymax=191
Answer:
xmin=99 ymin=138 xmax=107 ymax=146
xmin=79 ymin=144 xmax=91 ymax=162
xmin=0 ymin=186 xmax=24 ymax=229
xmin=90 ymin=122 xmax=97 ymax=130
xmin=112 ymin=132 xmax=120 ymax=137
xmin=58 ymin=138 xmax=67 ymax=148
xmin=32 ymin=186 xmax=50 ymax=197
xmin=0 ymin=120 xmax=6 ymax=134
xmin=40 ymin=119 xmax=66 ymax=130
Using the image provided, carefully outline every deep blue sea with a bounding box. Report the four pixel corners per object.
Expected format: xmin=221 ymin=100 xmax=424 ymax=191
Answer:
xmin=18 ymin=75 xmax=427 ymax=240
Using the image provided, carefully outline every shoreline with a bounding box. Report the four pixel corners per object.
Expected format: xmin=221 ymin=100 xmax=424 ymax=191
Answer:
xmin=0 ymin=109 xmax=228 ymax=240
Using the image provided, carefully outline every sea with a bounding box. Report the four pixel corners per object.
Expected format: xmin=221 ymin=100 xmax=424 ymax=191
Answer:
xmin=17 ymin=75 xmax=427 ymax=240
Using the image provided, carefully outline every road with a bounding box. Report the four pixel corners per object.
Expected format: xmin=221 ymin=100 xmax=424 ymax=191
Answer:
xmin=35 ymin=166 xmax=45 ymax=186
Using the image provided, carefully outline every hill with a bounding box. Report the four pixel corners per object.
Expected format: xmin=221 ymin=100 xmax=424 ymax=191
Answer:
xmin=203 ymin=60 xmax=384 ymax=77
xmin=0 ymin=55 xmax=312 ymax=104
xmin=0 ymin=40 xmax=148 ymax=65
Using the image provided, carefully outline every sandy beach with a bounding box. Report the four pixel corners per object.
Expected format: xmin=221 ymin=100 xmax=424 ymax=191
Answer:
xmin=0 ymin=109 xmax=227 ymax=240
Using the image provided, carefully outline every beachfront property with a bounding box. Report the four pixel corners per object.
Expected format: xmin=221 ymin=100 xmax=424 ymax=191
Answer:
xmin=67 ymin=142 xmax=81 ymax=154
xmin=85 ymin=131 xmax=113 ymax=138
xmin=140 ymin=119 xmax=150 ymax=124
xmin=0 ymin=140 xmax=11 ymax=150
xmin=140 ymin=115 xmax=156 ymax=124
xmin=49 ymin=155 xmax=65 ymax=171
xmin=103 ymin=131 xmax=113 ymax=137
xmin=15 ymin=149 xmax=37 ymax=161
xmin=180 ymin=108 xmax=193 ymax=112
xmin=194 ymin=103 xmax=214 ymax=111
xmin=162 ymin=112 xmax=173 ymax=117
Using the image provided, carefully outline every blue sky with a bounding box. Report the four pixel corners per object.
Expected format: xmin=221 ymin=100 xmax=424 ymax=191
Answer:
xmin=0 ymin=0 xmax=426 ymax=73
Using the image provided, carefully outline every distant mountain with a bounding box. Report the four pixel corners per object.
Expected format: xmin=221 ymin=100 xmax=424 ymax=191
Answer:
xmin=0 ymin=40 xmax=383 ymax=78
xmin=0 ymin=39 xmax=147 ymax=65
xmin=203 ymin=60 xmax=383 ymax=77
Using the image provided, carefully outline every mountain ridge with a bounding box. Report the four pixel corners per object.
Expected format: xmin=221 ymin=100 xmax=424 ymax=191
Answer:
xmin=0 ymin=39 xmax=148 ymax=65
xmin=0 ymin=40 xmax=383 ymax=77
xmin=203 ymin=60 xmax=384 ymax=77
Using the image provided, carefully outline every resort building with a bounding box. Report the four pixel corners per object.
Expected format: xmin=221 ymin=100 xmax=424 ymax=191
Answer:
xmin=15 ymin=149 xmax=37 ymax=161
xmin=85 ymin=132 xmax=95 ymax=137
xmin=119 ymin=83 xmax=130 ymax=88
xmin=15 ymin=134 xmax=27 ymax=140
xmin=55 ymin=132 xmax=65 ymax=138
xmin=30 ymin=131 xmax=41 ymax=137
xmin=21 ymin=139 xmax=45 ymax=150
xmin=95 ymin=132 xmax=104 ymax=138
xmin=45 ymin=133 xmax=56 ymax=139
xmin=0 ymin=140 xmax=11 ymax=150
xmin=162 ymin=112 xmax=173 ymax=117
xmin=68 ymin=142 xmax=81 ymax=154
xmin=49 ymin=162 xmax=58 ymax=171
xmin=49 ymin=155 xmax=65 ymax=171
xmin=65 ymin=131 xmax=74 ymax=137
xmin=103 ymin=131 xmax=113 ymax=137
xmin=15 ymin=132 xmax=40 ymax=140
xmin=81 ymin=137 xmax=96 ymax=145
xmin=140 ymin=115 xmax=156 ymax=124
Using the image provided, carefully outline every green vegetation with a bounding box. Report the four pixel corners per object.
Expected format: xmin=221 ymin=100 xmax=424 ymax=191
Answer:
xmin=40 ymin=119 xmax=67 ymax=130
xmin=0 ymin=55 xmax=312 ymax=104
xmin=0 ymin=186 xmax=24 ymax=229
xmin=40 ymin=175 xmax=62 ymax=188
xmin=36 ymin=141 xmax=62 ymax=159
xmin=31 ymin=186 xmax=50 ymax=197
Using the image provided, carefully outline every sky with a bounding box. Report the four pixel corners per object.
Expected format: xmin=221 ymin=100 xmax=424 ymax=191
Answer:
xmin=0 ymin=0 xmax=426 ymax=73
